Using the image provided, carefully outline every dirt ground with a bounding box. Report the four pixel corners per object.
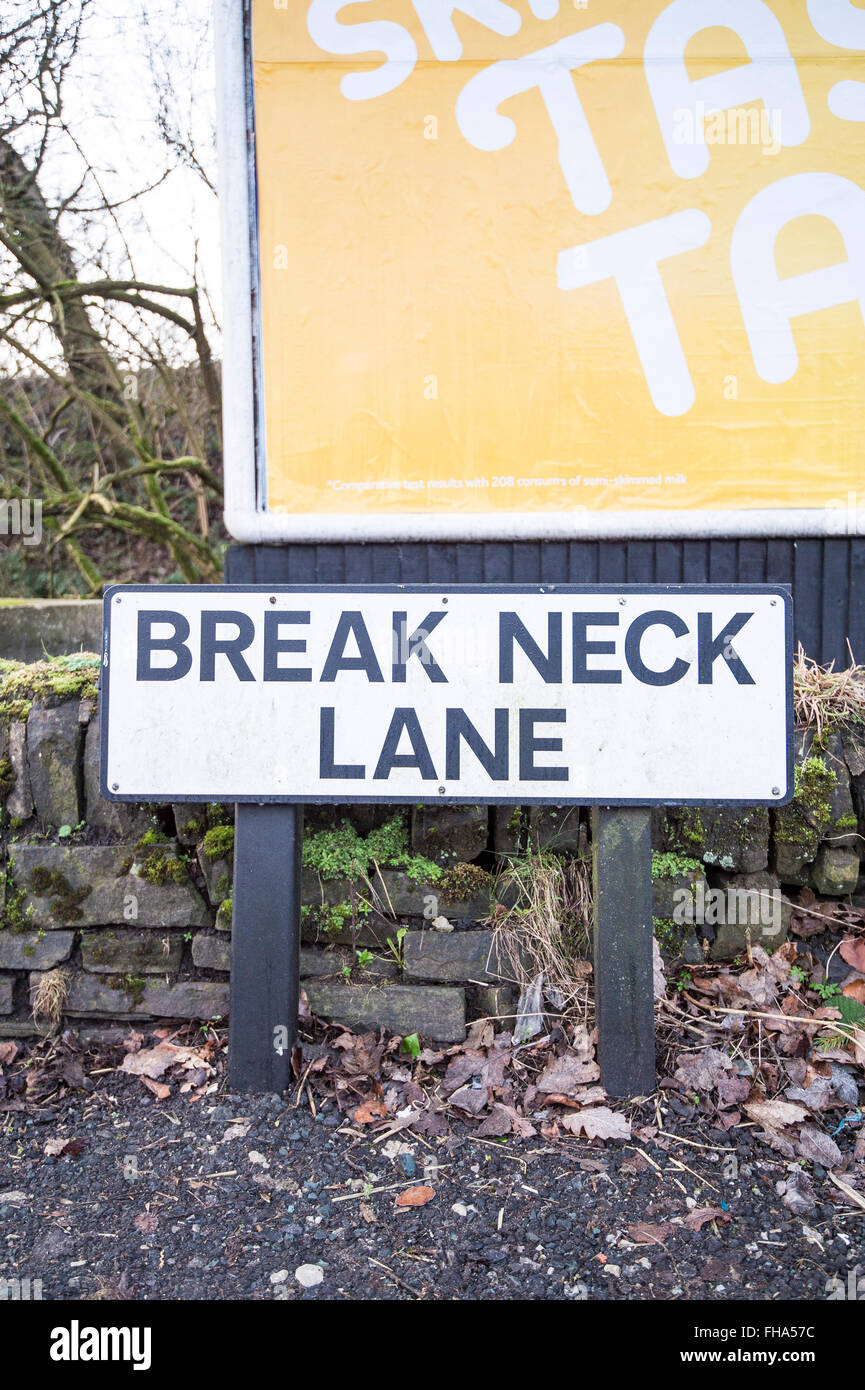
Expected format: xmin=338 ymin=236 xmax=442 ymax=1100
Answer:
xmin=1 ymin=1030 xmax=862 ymax=1303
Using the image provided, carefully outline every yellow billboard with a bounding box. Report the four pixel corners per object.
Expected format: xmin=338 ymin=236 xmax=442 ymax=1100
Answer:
xmin=239 ymin=0 xmax=865 ymax=529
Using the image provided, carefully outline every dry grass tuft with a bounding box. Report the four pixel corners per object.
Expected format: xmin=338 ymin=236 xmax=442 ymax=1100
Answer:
xmin=792 ymin=643 xmax=865 ymax=740
xmin=31 ymin=967 xmax=70 ymax=1029
xmin=488 ymin=852 xmax=593 ymax=1023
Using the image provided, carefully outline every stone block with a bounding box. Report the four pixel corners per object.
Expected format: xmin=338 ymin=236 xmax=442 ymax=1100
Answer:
xmin=196 ymin=845 xmax=233 ymax=905
xmin=303 ymin=981 xmax=465 ymax=1041
xmin=0 ymin=931 xmax=74 ymax=971
xmin=54 ymin=973 xmax=229 ymax=1019
xmin=0 ymin=976 xmax=13 ymax=1014
xmin=410 ymin=805 xmax=487 ymax=866
xmin=173 ymin=806 xmax=205 ymax=845
xmin=491 ymin=806 xmax=523 ymax=854
xmin=80 ymin=929 xmax=183 ymax=974
xmin=709 ymin=872 xmax=789 ymax=959
xmin=0 ymin=599 xmax=102 ymax=664
xmin=10 ymin=845 xmax=209 ymax=928
xmin=812 ymin=845 xmax=860 ymax=896
xmin=299 ymin=946 xmax=398 ymax=981
xmin=470 ymin=984 xmax=518 ymax=1021
xmin=26 ymin=703 xmax=82 ymax=827
xmin=527 ymin=805 xmax=582 ymax=853
xmin=191 ymin=934 xmax=230 ymax=972
xmin=6 ymin=720 xmax=33 ymax=819
xmin=664 ymin=806 xmax=769 ymax=873
xmin=83 ymin=721 xmax=152 ymax=838
xmin=403 ymin=929 xmax=502 ymax=983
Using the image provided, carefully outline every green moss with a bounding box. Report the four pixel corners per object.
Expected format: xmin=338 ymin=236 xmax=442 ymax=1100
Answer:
xmin=215 ymin=874 xmax=230 ymax=900
xmin=135 ymin=828 xmax=166 ymax=849
xmin=775 ymin=755 xmax=836 ymax=849
xmin=834 ymin=812 xmax=858 ymax=830
xmin=302 ymin=814 xmax=441 ymax=887
xmin=0 ymin=654 xmax=99 ymax=726
xmin=207 ymin=803 xmax=233 ymax=827
xmin=134 ymin=844 xmax=187 ymax=886
xmin=108 ymin=974 xmax=146 ymax=1006
xmin=201 ymin=824 xmax=235 ymax=862
xmin=0 ymin=753 xmax=15 ymax=801
xmin=651 ymin=850 xmax=703 ymax=880
xmin=438 ymin=862 xmax=490 ymax=901
xmin=653 ymin=915 xmax=691 ymax=955
xmin=28 ymin=866 xmax=91 ymax=922
xmin=1 ymin=857 xmax=32 ymax=931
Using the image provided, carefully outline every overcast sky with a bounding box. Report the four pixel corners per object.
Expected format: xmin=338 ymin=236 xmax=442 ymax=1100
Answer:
xmin=63 ymin=0 xmax=221 ymax=322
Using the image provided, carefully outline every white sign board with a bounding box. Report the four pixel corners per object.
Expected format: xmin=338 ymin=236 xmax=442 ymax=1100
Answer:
xmin=100 ymin=585 xmax=792 ymax=805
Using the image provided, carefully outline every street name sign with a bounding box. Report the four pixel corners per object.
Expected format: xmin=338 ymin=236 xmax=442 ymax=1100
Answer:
xmin=101 ymin=584 xmax=792 ymax=805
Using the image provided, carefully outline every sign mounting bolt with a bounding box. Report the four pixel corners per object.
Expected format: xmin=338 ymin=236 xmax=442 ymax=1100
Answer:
xmin=438 ymin=785 xmax=446 ymax=795
xmin=772 ymin=786 xmax=780 ymax=796
xmin=112 ymin=783 xmax=119 ymax=791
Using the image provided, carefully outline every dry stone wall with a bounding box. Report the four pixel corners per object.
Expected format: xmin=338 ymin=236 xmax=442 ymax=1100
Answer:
xmin=1 ymin=654 xmax=864 ymax=1043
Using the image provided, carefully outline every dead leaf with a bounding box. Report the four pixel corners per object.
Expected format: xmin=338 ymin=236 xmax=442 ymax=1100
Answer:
xmin=744 ymin=1097 xmax=809 ymax=1130
xmin=352 ymin=1099 xmax=386 ymax=1124
xmin=683 ymin=1206 xmax=728 ymax=1231
xmin=839 ymin=936 xmax=865 ymax=975
xmin=777 ymin=1166 xmax=817 ymax=1216
xmin=795 ymin=1123 xmax=842 ymax=1170
xmin=560 ymin=1107 xmax=631 ymax=1141
xmin=395 ymin=1185 xmax=435 ymax=1207
xmin=0 ymin=1042 xmax=18 ymax=1066
xmin=140 ymin=1077 xmax=170 ymax=1100
xmin=537 ymin=1050 xmax=600 ymax=1095
xmin=653 ymin=939 xmax=667 ymax=1000
xmin=43 ymin=1137 xmax=86 ymax=1158
xmin=134 ymin=1211 xmax=158 ymax=1234
xmin=627 ymin=1221 xmax=672 ymax=1244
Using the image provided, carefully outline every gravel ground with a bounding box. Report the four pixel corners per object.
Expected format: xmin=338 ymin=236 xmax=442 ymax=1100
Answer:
xmin=2 ymin=1074 xmax=862 ymax=1301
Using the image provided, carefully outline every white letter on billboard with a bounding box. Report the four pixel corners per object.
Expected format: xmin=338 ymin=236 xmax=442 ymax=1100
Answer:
xmin=645 ymin=0 xmax=809 ymax=179
xmin=558 ymin=210 xmax=712 ymax=416
xmin=731 ymin=171 xmax=865 ymax=384
xmin=411 ymin=1 xmax=521 ymax=62
xmin=807 ymin=0 xmax=865 ymax=122
xmin=307 ymin=0 xmax=417 ymax=100
xmin=455 ymin=25 xmax=625 ymax=216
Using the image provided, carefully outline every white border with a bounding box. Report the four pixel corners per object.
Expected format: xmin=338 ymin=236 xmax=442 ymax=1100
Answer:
xmin=214 ymin=0 xmax=863 ymax=544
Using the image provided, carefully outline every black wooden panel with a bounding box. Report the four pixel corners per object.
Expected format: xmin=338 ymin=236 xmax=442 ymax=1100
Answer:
xmin=225 ymin=538 xmax=864 ymax=667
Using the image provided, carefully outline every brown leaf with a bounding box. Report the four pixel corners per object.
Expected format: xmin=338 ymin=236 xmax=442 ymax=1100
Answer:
xmin=795 ymin=1123 xmax=843 ymax=1170
xmin=560 ymin=1107 xmax=631 ymax=1141
xmin=744 ymin=1097 xmax=808 ymax=1130
xmin=843 ymin=977 xmax=865 ymax=1003
xmin=839 ymin=936 xmax=865 ymax=975
xmin=0 ymin=1042 xmax=19 ymax=1066
xmin=140 ymin=1077 xmax=170 ymax=1100
xmin=683 ymin=1206 xmax=728 ymax=1231
xmin=627 ymin=1221 xmax=672 ymax=1244
xmin=395 ymin=1185 xmax=435 ymax=1207
xmin=134 ymin=1211 xmax=158 ymax=1234
xmin=43 ymin=1137 xmax=86 ymax=1158
xmin=352 ymin=1098 xmax=386 ymax=1124
xmin=777 ymin=1166 xmax=816 ymax=1217
xmin=537 ymin=1050 xmax=600 ymax=1095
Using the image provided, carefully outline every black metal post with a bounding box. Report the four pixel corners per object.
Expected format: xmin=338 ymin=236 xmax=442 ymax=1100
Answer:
xmin=591 ymin=806 xmax=656 ymax=1097
xmin=230 ymin=803 xmax=303 ymax=1092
